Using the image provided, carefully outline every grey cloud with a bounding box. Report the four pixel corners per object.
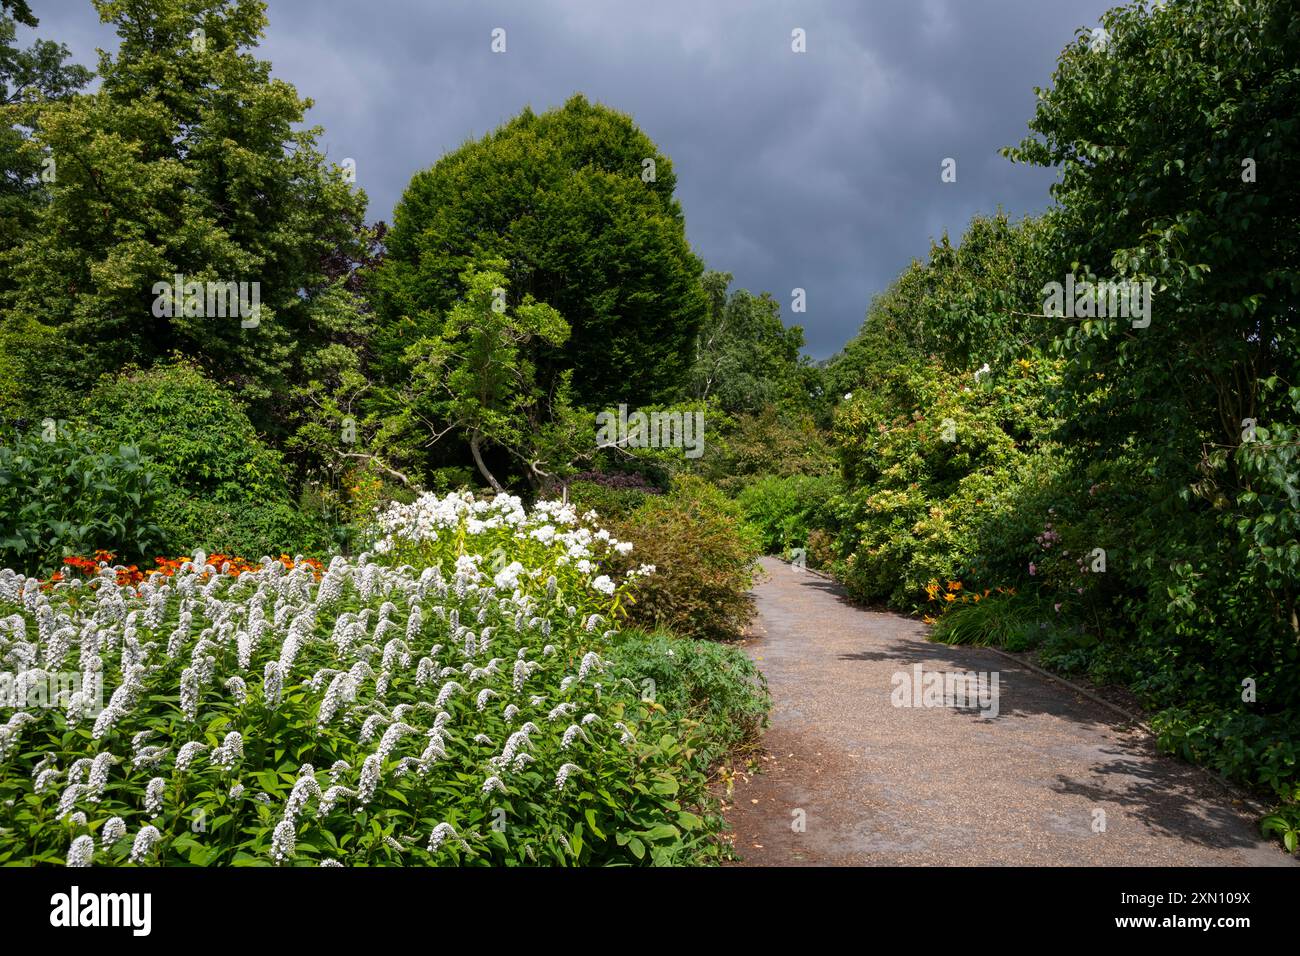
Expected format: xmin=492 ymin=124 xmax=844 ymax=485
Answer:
xmin=28 ymin=0 xmax=1113 ymax=357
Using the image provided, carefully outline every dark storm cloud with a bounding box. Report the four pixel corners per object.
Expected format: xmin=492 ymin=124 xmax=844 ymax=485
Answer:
xmin=27 ymin=0 xmax=1114 ymax=357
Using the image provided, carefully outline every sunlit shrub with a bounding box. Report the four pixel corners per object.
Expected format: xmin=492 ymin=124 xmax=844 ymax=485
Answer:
xmin=85 ymin=360 xmax=332 ymax=558
xmin=831 ymin=357 xmax=1059 ymax=610
xmin=566 ymin=473 xmax=661 ymax=522
xmin=607 ymin=476 xmax=762 ymax=642
xmin=735 ymin=473 xmax=840 ymax=555
xmin=0 ymin=427 xmax=163 ymax=575
xmin=606 ymin=629 xmax=770 ymax=768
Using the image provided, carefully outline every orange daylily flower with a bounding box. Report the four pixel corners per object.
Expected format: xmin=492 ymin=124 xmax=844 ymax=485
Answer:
xmin=52 ymin=551 xmax=322 ymax=588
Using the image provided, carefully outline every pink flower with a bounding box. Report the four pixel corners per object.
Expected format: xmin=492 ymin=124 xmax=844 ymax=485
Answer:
xmin=1028 ymin=563 xmax=1037 ymax=576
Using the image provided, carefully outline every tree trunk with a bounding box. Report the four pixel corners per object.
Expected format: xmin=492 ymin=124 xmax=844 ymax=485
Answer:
xmin=469 ymin=432 xmax=505 ymax=493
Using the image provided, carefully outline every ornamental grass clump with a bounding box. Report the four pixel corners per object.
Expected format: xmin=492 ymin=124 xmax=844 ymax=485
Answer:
xmin=0 ymin=493 xmax=719 ymax=866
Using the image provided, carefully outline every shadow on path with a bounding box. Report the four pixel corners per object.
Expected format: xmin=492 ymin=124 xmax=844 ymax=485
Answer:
xmin=722 ymin=557 xmax=1290 ymax=867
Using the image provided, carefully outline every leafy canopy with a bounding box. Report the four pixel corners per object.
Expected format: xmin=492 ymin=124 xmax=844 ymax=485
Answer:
xmin=401 ymin=264 xmax=569 ymax=492
xmin=374 ymin=94 xmax=706 ymax=409
xmin=0 ymin=0 xmax=368 ymax=430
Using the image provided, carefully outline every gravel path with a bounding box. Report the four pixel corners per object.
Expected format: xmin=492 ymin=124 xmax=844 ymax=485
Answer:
xmin=723 ymin=557 xmax=1292 ymax=866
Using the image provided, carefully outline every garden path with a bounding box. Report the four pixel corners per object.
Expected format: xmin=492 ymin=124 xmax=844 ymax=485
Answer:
xmin=722 ymin=557 xmax=1292 ymax=866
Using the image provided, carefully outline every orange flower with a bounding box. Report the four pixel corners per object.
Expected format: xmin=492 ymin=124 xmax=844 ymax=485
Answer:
xmin=59 ymin=551 xmax=321 ymax=584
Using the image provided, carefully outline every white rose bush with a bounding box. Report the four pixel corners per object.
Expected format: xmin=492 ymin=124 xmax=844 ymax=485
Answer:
xmin=0 ymin=493 xmax=717 ymax=866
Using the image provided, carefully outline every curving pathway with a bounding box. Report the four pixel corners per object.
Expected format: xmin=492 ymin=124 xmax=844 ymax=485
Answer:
xmin=722 ymin=557 xmax=1292 ymax=866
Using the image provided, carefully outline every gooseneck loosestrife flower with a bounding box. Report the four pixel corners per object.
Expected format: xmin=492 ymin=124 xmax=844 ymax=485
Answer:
xmin=130 ymin=825 xmax=162 ymax=864
xmin=0 ymin=493 xmax=664 ymax=866
xmin=271 ymin=818 xmax=296 ymax=864
xmin=211 ymin=731 xmax=243 ymax=771
xmin=56 ymin=783 xmax=83 ymax=820
xmin=555 ymin=763 xmax=582 ymax=791
xmin=144 ymin=777 xmax=166 ymax=817
xmin=175 ymin=741 xmax=208 ymax=772
xmin=356 ymin=753 xmax=383 ymax=806
xmin=283 ymin=765 xmax=321 ymax=820
xmin=427 ymin=822 xmax=471 ymax=853
xmin=318 ymin=785 xmax=357 ymax=817
xmin=102 ymin=816 xmax=127 ymax=847
xmin=66 ymin=834 xmax=95 ymax=867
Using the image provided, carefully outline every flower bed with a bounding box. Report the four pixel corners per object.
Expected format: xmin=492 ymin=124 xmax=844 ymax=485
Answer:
xmin=0 ymin=493 xmax=718 ymax=866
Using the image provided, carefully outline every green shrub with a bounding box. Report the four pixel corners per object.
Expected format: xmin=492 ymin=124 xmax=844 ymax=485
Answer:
xmin=566 ymin=474 xmax=660 ymax=522
xmin=930 ymin=592 xmax=1053 ymax=650
xmin=87 ymin=360 xmax=291 ymax=501
xmin=606 ymin=629 xmax=770 ymax=766
xmin=702 ymin=408 xmax=836 ymax=494
xmin=610 ymin=475 xmax=762 ymax=641
xmin=805 ymin=528 xmax=836 ymax=570
xmin=85 ymin=360 xmax=332 ymax=558
xmin=831 ymin=356 xmax=1060 ymax=610
xmin=1150 ymin=707 xmax=1300 ymax=804
xmin=735 ymin=473 xmax=840 ymax=555
xmin=150 ymin=497 xmax=336 ymax=561
xmin=0 ymin=426 xmax=163 ymax=574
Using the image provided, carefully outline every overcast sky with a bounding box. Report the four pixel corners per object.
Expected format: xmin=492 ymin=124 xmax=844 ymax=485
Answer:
xmin=26 ymin=0 xmax=1113 ymax=358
